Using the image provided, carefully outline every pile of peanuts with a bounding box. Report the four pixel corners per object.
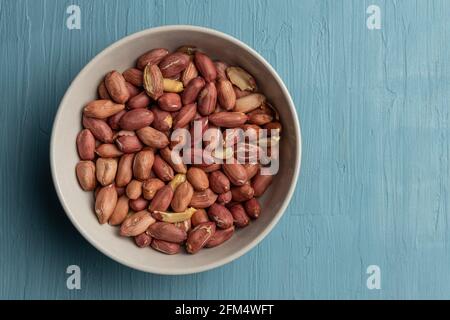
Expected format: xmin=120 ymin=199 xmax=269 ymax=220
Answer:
xmin=75 ymin=45 xmax=281 ymax=254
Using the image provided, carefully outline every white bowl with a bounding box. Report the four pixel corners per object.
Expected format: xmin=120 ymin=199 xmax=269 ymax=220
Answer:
xmin=50 ymin=25 xmax=302 ymax=275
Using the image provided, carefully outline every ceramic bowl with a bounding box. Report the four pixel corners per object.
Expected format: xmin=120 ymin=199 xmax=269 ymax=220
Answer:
xmin=50 ymin=25 xmax=301 ymax=274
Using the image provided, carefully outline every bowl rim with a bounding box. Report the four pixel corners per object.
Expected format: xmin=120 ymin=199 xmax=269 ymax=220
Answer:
xmin=50 ymin=25 xmax=302 ymax=275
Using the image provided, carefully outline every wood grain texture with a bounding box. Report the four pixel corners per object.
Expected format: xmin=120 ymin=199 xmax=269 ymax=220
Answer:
xmin=1 ymin=0 xmax=450 ymax=299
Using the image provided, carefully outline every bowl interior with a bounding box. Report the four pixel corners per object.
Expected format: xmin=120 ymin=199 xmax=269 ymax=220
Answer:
xmin=51 ymin=26 xmax=300 ymax=274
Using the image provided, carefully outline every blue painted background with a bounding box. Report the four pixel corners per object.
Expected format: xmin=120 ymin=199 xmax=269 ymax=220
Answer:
xmin=1 ymin=0 xmax=450 ymax=299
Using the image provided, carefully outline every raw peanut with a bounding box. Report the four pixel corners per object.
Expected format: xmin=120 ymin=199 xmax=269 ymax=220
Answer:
xmin=241 ymin=124 xmax=261 ymax=138
xmin=168 ymin=173 xmax=187 ymax=190
xmin=136 ymin=127 xmax=169 ymax=149
xmin=244 ymin=198 xmax=261 ymax=219
xmin=233 ymin=86 xmax=251 ymax=98
xmin=263 ymin=121 xmax=282 ymax=134
xmin=216 ymin=79 xmax=236 ymax=111
xmin=142 ymin=178 xmax=165 ymax=200
xmin=173 ymin=103 xmax=197 ymax=129
xmin=186 ymin=222 xmax=216 ymax=254
xmin=185 ymin=149 xmax=215 ymax=167
xmin=109 ymin=195 xmax=129 ymax=225
xmin=252 ymin=173 xmax=273 ymax=197
xmin=258 ymin=101 xmax=276 ymax=116
xmin=234 ymin=143 xmax=262 ymax=164
xmin=159 ymin=52 xmax=190 ymax=78
xmin=230 ymin=204 xmax=250 ymax=228
xmin=222 ymin=163 xmax=248 ymax=186
xmin=204 ymin=126 xmax=224 ymax=149
xmin=151 ymin=107 xmax=173 ymax=132
xmin=82 ymin=116 xmax=113 ymax=143
xmin=134 ymin=232 xmax=152 ymax=248
xmin=158 ymin=92 xmax=182 ymax=112
xmin=191 ymin=209 xmax=209 ymax=226
xmin=189 ymin=188 xmax=217 ymax=209
xmin=226 ymin=67 xmax=257 ymax=92
xmin=231 ymin=184 xmax=254 ymax=202
xmin=95 ymin=184 xmax=118 ymax=224
xmin=182 ymin=77 xmax=205 ymax=105
xmin=98 ymin=81 xmax=111 ymax=100
xmin=209 ymin=171 xmax=230 ymax=194
xmin=105 ymin=71 xmax=130 ymax=104
xmin=116 ymin=154 xmax=134 ymax=187
xmin=116 ymin=135 xmax=143 ymax=153
xmin=153 ymin=207 xmax=196 ymax=223
xmin=197 ymin=82 xmax=217 ymax=116
xmin=137 ymin=48 xmax=169 ymax=70
xmin=151 ymin=239 xmax=181 ymax=255
xmin=95 ymin=143 xmax=123 ymax=158
xmin=123 ymin=68 xmax=143 ymax=87
xmin=116 ymin=186 xmax=125 ymax=197
xmin=223 ymin=128 xmax=243 ymax=147
xmin=153 ymin=155 xmax=174 ymax=182
xmin=126 ymin=179 xmax=142 ymax=200
xmin=243 ymin=163 xmax=259 ymax=180
xmin=168 ymin=73 xmax=182 ymax=81
xmin=120 ymin=210 xmax=156 ymax=237
xmin=189 ymin=116 xmax=209 ymax=147
xmin=129 ymin=196 xmax=149 ymax=211
xmin=160 ymin=147 xmax=187 ymax=174
xmin=194 ymin=52 xmax=217 ymax=82
xmin=115 ymin=129 xmax=140 ymax=138
xmin=169 ymin=72 xmax=181 ymax=80
xmin=217 ymin=191 xmax=232 ymax=205
xmin=234 ymin=93 xmax=266 ymax=113
xmin=127 ymin=91 xmax=151 ymax=109
xmin=143 ymin=64 xmax=164 ymax=100
xmin=163 ymin=79 xmax=184 ymax=93
xmin=208 ymin=112 xmax=248 ymax=128
xmin=76 ymin=161 xmax=96 ymax=191
xmin=181 ymin=61 xmax=199 ymax=86
xmin=147 ymin=222 xmax=187 ymax=243
xmin=174 ymin=218 xmax=192 ymax=233
xmin=214 ymin=61 xmax=228 ymax=81
xmin=96 ymin=158 xmax=118 ymax=186
xmin=207 ymin=203 xmax=234 ymax=229
xmin=84 ymin=100 xmax=125 ymax=119
xmin=211 ymin=146 xmax=233 ymax=161
xmin=201 ymin=163 xmax=221 ymax=173
xmin=133 ymin=149 xmax=154 ymax=181
xmin=248 ymin=112 xmax=273 ymax=125
xmin=149 ymin=185 xmax=174 ymax=212
xmin=176 ymin=45 xmax=197 ymax=56
xmin=206 ymin=226 xmax=234 ymax=248
xmin=170 ymin=127 xmax=189 ymax=149
xmin=125 ymin=82 xmax=140 ymax=98
xmin=171 ymin=181 xmax=194 ymax=212
xmin=76 ymin=129 xmax=96 ymax=160
xmin=187 ymin=167 xmax=209 ymax=191
xmin=108 ymin=109 xmax=126 ymax=130
xmin=119 ymin=109 xmax=154 ymax=131
xmin=168 ymin=73 xmax=181 ymax=81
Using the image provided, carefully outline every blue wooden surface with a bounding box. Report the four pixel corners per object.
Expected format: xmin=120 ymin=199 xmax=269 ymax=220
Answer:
xmin=1 ymin=0 xmax=450 ymax=299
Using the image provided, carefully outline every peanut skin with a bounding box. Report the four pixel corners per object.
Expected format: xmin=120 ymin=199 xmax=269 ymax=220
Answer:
xmin=186 ymin=222 xmax=216 ymax=254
